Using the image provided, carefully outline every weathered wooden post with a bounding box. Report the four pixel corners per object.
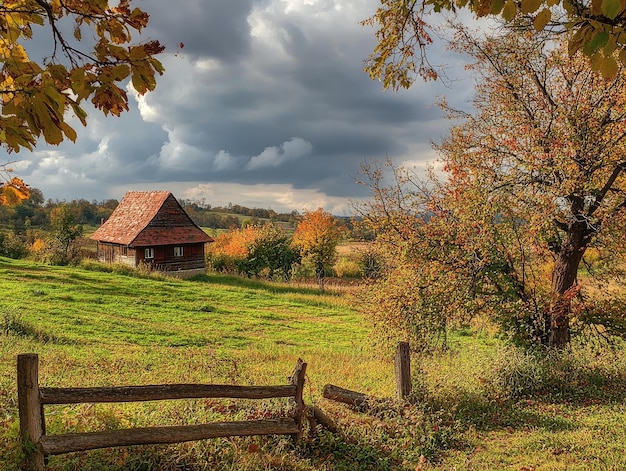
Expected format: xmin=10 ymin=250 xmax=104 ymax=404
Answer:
xmin=394 ymin=342 xmax=411 ymax=401
xmin=17 ymin=353 xmax=45 ymax=471
xmin=322 ymin=384 xmax=370 ymax=407
xmin=289 ymin=358 xmax=307 ymax=440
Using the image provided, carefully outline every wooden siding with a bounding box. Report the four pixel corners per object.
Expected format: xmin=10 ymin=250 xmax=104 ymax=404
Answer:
xmin=97 ymin=242 xmax=206 ymax=272
xmin=136 ymin=243 xmax=206 ymax=271
xmin=96 ymin=243 xmax=136 ymax=267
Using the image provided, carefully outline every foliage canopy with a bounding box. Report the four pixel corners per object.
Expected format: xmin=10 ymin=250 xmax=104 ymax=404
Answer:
xmin=0 ymin=0 xmax=164 ymax=152
xmin=365 ymin=0 xmax=626 ymax=88
xmin=0 ymin=163 xmax=29 ymax=205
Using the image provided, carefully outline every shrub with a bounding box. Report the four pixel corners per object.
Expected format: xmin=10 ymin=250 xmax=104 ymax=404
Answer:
xmin=206 ymin=224 xmax=298 ymax=280
xmin=333 ymin=256 xmax=362 ymax=278
xmin=0 ymin=231 xmax=30 ymax=259
xmin=358 ymin=248 xmax=381 ymax=279
xmin=206 ymin=252 xmax=245 ymax=275
xmin=31 ymin=238 xmax=46 ymax=255
xmin=483 ymin=342 xmax=626 ymax=401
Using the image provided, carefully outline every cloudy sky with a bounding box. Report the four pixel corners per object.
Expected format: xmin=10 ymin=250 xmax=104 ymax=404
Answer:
xmin=5 ymin=0 xmax=478 ymax=215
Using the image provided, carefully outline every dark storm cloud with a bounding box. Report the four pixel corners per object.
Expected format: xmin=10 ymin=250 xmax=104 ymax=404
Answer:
xmin=145 ymin=0 xmax=255 ymax=60
xmin=6 ymin=0 xmax=477 ymax=212
xmin=129 ymin=1 xmax=451 ymax=195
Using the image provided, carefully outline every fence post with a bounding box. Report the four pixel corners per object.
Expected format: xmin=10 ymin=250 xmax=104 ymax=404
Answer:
xmin=394 ymin=342 xmax=411 ymax=401
xmin=17 ymin=353 xmax=45 ymax=471
xmin=289 ymin=358 xmax=307 ymax=439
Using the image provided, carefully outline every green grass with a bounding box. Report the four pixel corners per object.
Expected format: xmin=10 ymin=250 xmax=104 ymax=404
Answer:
xmin=0 ymin=259 xmax=364 ymax=351
xmin=1 ymin=257 xmax=625 ymax=470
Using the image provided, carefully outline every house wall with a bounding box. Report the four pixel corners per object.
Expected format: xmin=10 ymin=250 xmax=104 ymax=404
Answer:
xmin=96 ymin=243 xmax=136 ymax=267
xmin=136 ymin=243 xmax=206 ymax=272
xmin=97 ymin=241 xmax=207 ymax=275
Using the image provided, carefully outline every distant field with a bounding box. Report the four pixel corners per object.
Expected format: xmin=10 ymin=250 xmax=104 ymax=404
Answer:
xmin=336 ymin=241 xmax=368 ymax=255
xmin=1 ymin=257 xmax=625 ymax=470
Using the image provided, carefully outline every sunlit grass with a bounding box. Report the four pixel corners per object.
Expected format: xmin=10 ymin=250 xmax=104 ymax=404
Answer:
xmin=0 ymin=257 xmax=625 ymax=470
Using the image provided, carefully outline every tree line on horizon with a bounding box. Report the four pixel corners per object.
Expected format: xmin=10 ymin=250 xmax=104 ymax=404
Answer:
xmin=0 ymin=190 xmax=317 ymax=233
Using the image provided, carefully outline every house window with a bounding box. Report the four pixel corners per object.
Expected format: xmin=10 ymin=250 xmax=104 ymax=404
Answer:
xmin=174 ymin=246 xmax=184 ymax=257
xmin=122 ymin=246 xmax=128 ymax=256
xmin=145 ymin=248 xmax=154 ymax=259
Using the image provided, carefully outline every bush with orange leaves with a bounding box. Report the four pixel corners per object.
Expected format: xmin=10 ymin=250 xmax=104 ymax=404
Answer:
xmin=206 ymin=224 xmax=299 ymax=280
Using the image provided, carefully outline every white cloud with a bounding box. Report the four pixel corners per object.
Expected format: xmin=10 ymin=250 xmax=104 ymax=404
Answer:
xmin=246 ymin=137 xmax=313 ymax=170
xmin=179 ymin=181 xmax=356 ymax=214
xmin=214 ymin=150 xmax=239 ymax=171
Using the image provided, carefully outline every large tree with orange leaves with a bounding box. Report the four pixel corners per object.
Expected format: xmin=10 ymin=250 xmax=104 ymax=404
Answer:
xmin=292 ymin=208 xmax=344 ymax=290
xmin=358 ymin=30 xmax=626 ymax=350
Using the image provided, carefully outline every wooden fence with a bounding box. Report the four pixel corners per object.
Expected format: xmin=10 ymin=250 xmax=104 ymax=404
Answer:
xmin=17 ymin=353 xmax=307 ymax=471
xmin=322 ymin=341 xmax=412 ymax=407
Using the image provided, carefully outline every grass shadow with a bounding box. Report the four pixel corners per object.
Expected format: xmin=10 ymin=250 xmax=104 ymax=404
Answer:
xmin=191 ymin=274 xmax=338 ymax=297
xmin=0 ymin=311 xmax=82 ymax=345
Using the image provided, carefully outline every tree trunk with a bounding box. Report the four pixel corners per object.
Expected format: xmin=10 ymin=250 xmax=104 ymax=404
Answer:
xmin=549 ymin=226 xmax=587 ymax=348
xmin=316 ymin=262 xmax=325 ymax=291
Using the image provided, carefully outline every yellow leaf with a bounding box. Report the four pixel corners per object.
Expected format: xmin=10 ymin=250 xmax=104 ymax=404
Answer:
xmin=110 ymin=64 xmax=131 ymax=81
xmin=590 ymin=51 xmax=603 ymax=71
xmin=521 ymin=0 xmax=542 ymax=13
xmin=490 ymin=0 xmax=505 ymax=14
xmin=604 ymin=35 xmax=618 ymax=55
xmin=563 ymin=0 xmax=575 ymax=13
xmin=44 ymin=85 xmax=65 ymax=111
xmin=33 ymin=104 xmax=63 ymax=145
xmin=8 ymin=44 xmax=29 ymax=62
xmin=569 ymin=23 xmax=593 ymax=56
xmin=533 ymin=8 xmax=551 ymax=30
xmin=601 ymin=0 xmax=622 ymax=18
xmin=131 ymin=72 xmax=148 ymax=94
xmin=600 ymin=55 xmax=619 ymax=79
xmin=129 ymin=45 xmax=147 ymax=61
xmin=475 ymin=0 xmax=494 ymax=16
xmin=591 ymin=0 xmax=604 ymax=14
xmin=61 ymin=121 xmax=77 ymax=142
xmin=502 ymin=0 xmax=518 ymax=20
xmin=42 ymin=124 xmax=63 ymax=145
xmin=71 ymin=103 xmax=88 ymax=126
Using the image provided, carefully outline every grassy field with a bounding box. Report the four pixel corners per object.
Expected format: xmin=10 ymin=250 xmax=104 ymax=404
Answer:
xmin=1 ymin=257 xmax=625 ymax=470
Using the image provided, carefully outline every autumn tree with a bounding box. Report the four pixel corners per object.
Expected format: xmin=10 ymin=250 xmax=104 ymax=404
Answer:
xmin=49 ymin=202 xmax=83 ymax=264
xmin=365 ymin=0 xmax=626 ymax=87
xmin=0 ymin=0 xmax=164 ymax=152
xmin=358 ymin=30 xmax=626 ymax=350
xmin=292 ymin=208 xmax=344 ymax=290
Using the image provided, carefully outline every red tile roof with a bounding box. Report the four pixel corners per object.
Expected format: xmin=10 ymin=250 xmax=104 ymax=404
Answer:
xmin=90 ymin=191 xmax=213 ymax=247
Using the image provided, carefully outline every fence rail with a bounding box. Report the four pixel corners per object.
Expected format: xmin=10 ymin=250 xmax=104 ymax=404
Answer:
xmin=17 ymin=353 xmax=307 ymax=471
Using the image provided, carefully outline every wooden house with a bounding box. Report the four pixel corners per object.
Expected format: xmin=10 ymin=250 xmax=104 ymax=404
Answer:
xmin=90 ymin=191 xmax=213 ymax=277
